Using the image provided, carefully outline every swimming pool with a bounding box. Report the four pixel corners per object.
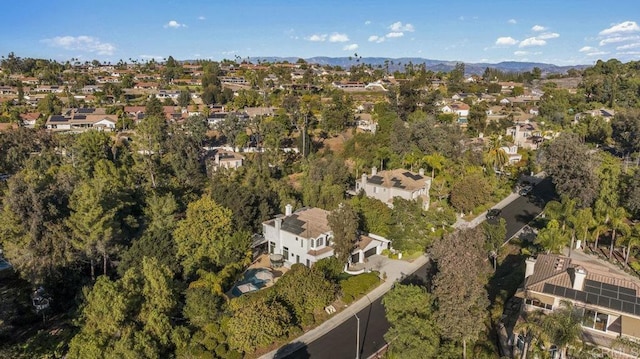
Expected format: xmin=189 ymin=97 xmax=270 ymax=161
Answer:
xmin=230 ymin=268 xmax=274 ymax=297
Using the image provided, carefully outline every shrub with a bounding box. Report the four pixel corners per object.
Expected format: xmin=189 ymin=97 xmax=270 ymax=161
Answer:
xmin=314 ymin=257 xmax=344 ymax=282
xmin=340 ymin=272 xmax=380 ymax=304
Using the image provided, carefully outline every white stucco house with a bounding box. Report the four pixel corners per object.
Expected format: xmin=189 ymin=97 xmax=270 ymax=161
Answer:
xmin=262 ymin=205 xmax=391 ymax=268
xmin=500 ymin=145 xmax=523 ymax=164
xmin=207 ymin=149 xmax=244 ymax=171
xmin=355 ymin=167 xmax=432 ymax=210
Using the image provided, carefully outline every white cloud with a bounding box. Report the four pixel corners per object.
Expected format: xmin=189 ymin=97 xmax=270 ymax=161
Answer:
xmin=599 ymin=21 xmax=640 ymax=36
xmin=139 ymin=54 xmax=163 ymax=60
xmin=221 ymin=50 xmax=237 ymax=55
xmin=514 ymin=51 xmax=528 ymax=56
xmin=364 ymin=20 xmax=371 ymax=25
xmin=42 ymin=35 xmax=116 ymax=55
xmin=599 ymin=35 xmax=640 ymax=46
xmin=343 ymin=43 xmax=359 ymax=51
xmin=519 ymin=37 xmax=546 ymax=47
xmin=386 ymin=32 xmax=404 ymax=38
xmin=368 ymin=35 xmax=385 ymax=43
xmin=198 ymin=16 xmax=206 ymax=20
xmin=618 ymin=51 xmax=640 ymax=55
xmin=495 ymin=36 xmax=518 ymax=46
xmin=508 ymin=19 xmax=517 ymax=24
xmin=532 ymin=25 xmax=546 ymax=32
xmin=329 ymin=33 xmax=349 ymax=43
xmin=306 ymin=34 xmax=327 ymax=42
xmin=579 ymin=46 xmax=596 ymax=52
xmin=617 ymin=42 xmax=640 ymax=50
xmin=164 ymin=20 xmax=186 ymax=28
xmin=389 ymin=21 xmax=415 ymax=32
xmin=538 ymin=32 xmax=559 ymax=40
xmin=586 ymin=51 xmax=609 ymax=56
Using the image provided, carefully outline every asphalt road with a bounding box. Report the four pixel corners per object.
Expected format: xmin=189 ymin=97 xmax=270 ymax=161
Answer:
xmin=491 ymin=177 xmax=557 ymax=241
xmin=285 ymin=179 xmax=557 ymax=359
xmin=285 ymin=263 xmax=432 ymax=359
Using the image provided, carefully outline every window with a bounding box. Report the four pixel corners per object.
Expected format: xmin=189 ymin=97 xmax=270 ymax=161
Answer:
xmin=310 ymin=238 xmax=315 ymax=248
xmin=583 ymin=309 xmax=609 ymax=332
xmin=317 ymin=237 xmax=324 ymax=247
xmin=300 ymin=239 xmax=304 ymax=248
xmin=283 ymin=247 xmax=289 ymax=260
xmin=269 ymin=241 xmax=276 ymax=254
xmin=525 ymin=298 xmax=552 ymax=310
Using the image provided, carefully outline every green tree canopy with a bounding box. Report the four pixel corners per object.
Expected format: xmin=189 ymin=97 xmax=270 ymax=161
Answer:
xmin=174 ymin=195 xmax=250 ymax=276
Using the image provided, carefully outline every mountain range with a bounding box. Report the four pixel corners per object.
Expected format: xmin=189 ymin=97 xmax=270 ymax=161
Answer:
xmin=244 ymin=56 xmax=589 ymax=75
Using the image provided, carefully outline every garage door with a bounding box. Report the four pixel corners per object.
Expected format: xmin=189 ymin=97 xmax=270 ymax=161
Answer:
xmin=364 ymin=247 xmax=377 ymax=258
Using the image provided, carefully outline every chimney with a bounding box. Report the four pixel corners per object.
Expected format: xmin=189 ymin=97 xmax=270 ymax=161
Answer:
xmin=525 ymin=257 xmax=536 ymax=279
xmin=372 ymin=167 xmax=377 ymax=176
xmin=419 ymin=168 xmax=425 ymax=176
xmin=274 ymin=217 xmax=282 ymax=231
xmin=361 ymin=173 xmax=367 ymax=189
xmin=285 ymin=204 xmax=293 ymax=216
xmin=573 ymin=267 xmax=587 ymax=290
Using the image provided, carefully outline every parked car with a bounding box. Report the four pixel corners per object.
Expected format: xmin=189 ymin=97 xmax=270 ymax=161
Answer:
xmin=486 ymin=208 xmax=502 ymax=220
xmin=519 ymin=185 xmax=533 ymax=196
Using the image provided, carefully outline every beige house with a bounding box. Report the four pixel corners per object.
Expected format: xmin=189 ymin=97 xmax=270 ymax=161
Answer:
xmin=515 ymin=254 xmax=640 ymax=358
xmin=506 ymin=121 xmax=543 ymax=149
xmin=208 ymin=149 xmax=244 ymax=171
xmin=45 ymin=108 xmax=117 ymax=132
xmin=355 ymin=167 xmax=432 ymax=210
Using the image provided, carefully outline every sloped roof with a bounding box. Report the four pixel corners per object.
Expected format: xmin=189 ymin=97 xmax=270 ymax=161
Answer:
xmin=525 ymin=254 xmax=640 ymax=316
xmin=366 ymin=168 xmax=429 ymax=191
xmin=264 ymin=207 xmax=331 ymax=239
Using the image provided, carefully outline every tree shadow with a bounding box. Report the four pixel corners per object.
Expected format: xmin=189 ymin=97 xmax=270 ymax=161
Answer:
xmin=275 ymin=341 xmax=310 ymax=359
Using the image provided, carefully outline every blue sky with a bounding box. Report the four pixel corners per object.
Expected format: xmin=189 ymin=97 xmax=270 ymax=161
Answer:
xmin=1 ymin=0 xmax=639 ymax=65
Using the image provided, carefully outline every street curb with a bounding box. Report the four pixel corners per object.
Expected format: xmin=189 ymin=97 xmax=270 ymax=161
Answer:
xmin=260 ymin=254 xmax=430 ymax=359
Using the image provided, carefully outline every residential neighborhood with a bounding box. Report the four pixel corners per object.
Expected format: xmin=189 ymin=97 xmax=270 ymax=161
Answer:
xmin=2 ymin=3 xmax=640 ymax=358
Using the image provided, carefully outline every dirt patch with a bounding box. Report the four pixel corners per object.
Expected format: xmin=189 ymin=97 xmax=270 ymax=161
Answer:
xmin=317 ymin=130 xmax=353 ymax=155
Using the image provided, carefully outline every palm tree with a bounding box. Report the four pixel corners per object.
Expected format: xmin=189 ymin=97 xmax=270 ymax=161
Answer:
xmin=622 ymin=223 xmax=640 ymax=264
xmin=592 ymin=199 xmax=612 ymax=250
xmin=570 ymin=207 xmax=595 ymax=250
xmin=536 ymin=220 xmax=569 ymax=254
xmin=542 ymin=300 xmax=584 ymax=359
xmin=543 ymin=197 xmax=576 ymax=254
xmin=609 ymin=206 xmax=630 ymax=260
xmin=483 ymin=135 xmax=508 ymax=173
xmin=515 ymin=310 xmax=550 ymax=359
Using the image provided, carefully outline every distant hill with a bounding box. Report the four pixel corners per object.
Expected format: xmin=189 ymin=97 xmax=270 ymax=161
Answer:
xmin=245 ymin=56 xmax=589 ymax=75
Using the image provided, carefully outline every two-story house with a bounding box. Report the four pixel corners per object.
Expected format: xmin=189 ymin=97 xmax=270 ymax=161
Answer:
xmin=515 ymin=254 xmax=640 ymax=358
xmin=506 ymin=121 xmax=543 ymax=150
xmin=355 ymin=167 xmax=432 ymax=210
xmin=207 ymin=149 xmax=244 ymax=172
xmin=262 ymin=205 xmax=390 ymax=268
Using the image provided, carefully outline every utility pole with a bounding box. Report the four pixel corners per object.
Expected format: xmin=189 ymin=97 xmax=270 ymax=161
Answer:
xmin=354 ymin=313 xmax=360 ymax=359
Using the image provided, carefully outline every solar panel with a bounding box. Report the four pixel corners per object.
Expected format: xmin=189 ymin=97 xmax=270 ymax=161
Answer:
xmin=565 ymin=288 xmax=577 ymax=300
xmin=368 ymin=176 xmax=383 ymax=185
xmin=620 ymin=287 xmax=636 ymax=296
xmin=576 ymin=291 xmax=587 ymax=302
xmin=602 ymin=289 xmax=617 ymax=299
xmin=586 ymin=293 xmax=599 ymax=304
xmin=584 ymin=285 xmax=601 ymax=295
xmin=623 ymin=301 xmax=635 ymax=314
xmin=619 ymin=293 xmax=635 ymax=303
xmin=610 ymin=299 xmax=623 ymax=311
xmin=602 ymin=283 xmax=617 ymax=292
xmin=635 ymin=304 xmax=640 ymax=316
xmin=597 ymin=296 xmax=610 ymax=308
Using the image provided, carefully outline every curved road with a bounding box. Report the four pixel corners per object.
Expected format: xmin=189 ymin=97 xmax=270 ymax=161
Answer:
xmin=284 ymin=179 xmax=556 ymax=359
